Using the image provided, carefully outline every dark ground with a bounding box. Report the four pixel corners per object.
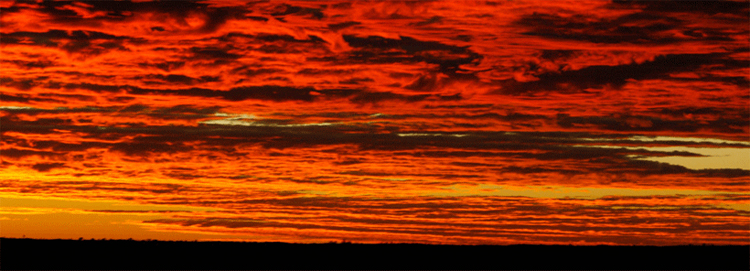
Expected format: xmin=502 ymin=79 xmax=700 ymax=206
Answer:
xmin=1 ymin=238 xmax=748 ymax=270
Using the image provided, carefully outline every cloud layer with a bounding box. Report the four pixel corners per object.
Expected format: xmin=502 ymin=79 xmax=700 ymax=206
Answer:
xmin=1 ymin=0 xmax=748 ymax=245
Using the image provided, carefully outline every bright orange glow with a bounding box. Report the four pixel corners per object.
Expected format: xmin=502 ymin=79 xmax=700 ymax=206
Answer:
xmin=1 ymin=0 xmax=748 ymax=245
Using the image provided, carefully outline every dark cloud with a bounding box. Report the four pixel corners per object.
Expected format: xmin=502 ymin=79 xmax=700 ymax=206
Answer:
xmin=13 ymin=80 xmax=358 ymax=102
xmin=539 ymin=50 xmax=578 ymax=61
xmin=1 ymin=77 xmax=37 ymax=90
xmin=114 ymin=104 xmax=222 ymax=119
xmin=1 ymin=30 xmax=67 ymax=46
xmin=404 ymin=74 xmax=441 ymax=92
xmin=1 ymin=59 xmax=57 ymax=69
xmin=695 ymin=169 xmax=750 ymax=179
xmin=191 ymin=32 xmax=329 ymax=56
xmin=341 ymin=35 xmax=481 ymax=75
xmin=421 ymin=104 xmax=494 ymax=109
xmin=190 ymin=47 xmax=242 ymax=60
xmin=349 ymin=91 xmax=430 ymax=104
xmin=10 ymin=111 xmax=715 ymax=175
xmin=150 ymin=74 xmax=194 ymax=84
xmin=51 ymin=83 xmax=352 ymax=104
xmin=0 ymin=92 xmax=82 ymax=105
xmin=358 ymin=112 xmax=547 ymax=123
xmin=328 ymin=21 xmax=361 ymax=31
xmin=516 ymin=10 xmax=739 ymax=44
xmin=1 ymin=105 xmax=108 ymax=115
xmin=297 ymin=68 xmax=354 ymax=76
xmin=1 ymin=29 xmax=134 ymax=56
xmin=133 ymin=74 xmax=220 ymax=85
xmin=657 ymin=107 xmax=727 ymax=119
xmin=195 ymin=7 xmax=240 ymax=33
xmin=411 ymin=16 xmax=444 ymax=27
xmin=9 ymin=0 xmax=242 ymax=33
xmin=215 ymin=32 xmax=325 ymax=46
xmin=138 ymin=61 xmax=185 ymax=72
xmin=109 ymin=140 xmax=193 ymax=156
xmin=271 ymin=4 xmax=324 ymax=20
xmin=246 ymin=16 xmax=269 ymax=22
xmin=498 ymin=53 xmax=749 ymax=94
xmin=184 ymin=86 xmax=314 ymax=102
xmin=339 ymin=77 xmax=374 ymax=85
xmin=31 ymin=162 xmax=66 ymax=172
xmin=232 ymin=66 xmax=283 ymax=78
xmin=332 ymin=158 xmax=367 ymax=166
xmin=610 ymin=0 xmax=750 ymax=17
xmin=438 ymin=93 xmax=462 ymax=101
xmin=555 ymin=113 xmax=747 ymax=134
xmin=0 ymin=92 xmax=59 ymax=103
xmin=615 ymin=160 xmax=750 ymax=178
xmin=0 ymin=148 xmax=60 ymax=159
xmin=149 ymin=105 xmax=222 ymax=116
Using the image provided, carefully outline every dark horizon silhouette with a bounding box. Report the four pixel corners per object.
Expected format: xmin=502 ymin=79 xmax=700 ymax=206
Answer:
xmin=1 ymin=0 xmax=749 ymax=253
xmin=2 ymin=237 xmax=749 ymax=270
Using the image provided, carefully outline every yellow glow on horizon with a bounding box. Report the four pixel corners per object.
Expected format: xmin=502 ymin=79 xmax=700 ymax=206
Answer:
xmin=0 ymin=195 xmax=227 ymax=240
xmin=0 ymin=209 xmax=248 ymax=241
xmin=633 ymin=147 xmax=750 ymax=171
xmin=575 ymin=145 xmax=750 ymax=170
xmin=628 ymin=136 xmax=750 ymax=146
xmin=0 ymin=196 xmax=217 ymax=212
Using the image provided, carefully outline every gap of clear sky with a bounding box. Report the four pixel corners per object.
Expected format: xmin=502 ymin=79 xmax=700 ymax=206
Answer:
xmin=1 ymin=0 xmax=748 ymax=245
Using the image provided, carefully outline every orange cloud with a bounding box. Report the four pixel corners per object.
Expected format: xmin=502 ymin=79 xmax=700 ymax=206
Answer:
xmin=1 ymin=0 xmax=748 ymax=245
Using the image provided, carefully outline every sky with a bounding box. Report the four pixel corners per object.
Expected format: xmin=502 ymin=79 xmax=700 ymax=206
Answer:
xmin=1 ymin=0 xmax=748 ymax=245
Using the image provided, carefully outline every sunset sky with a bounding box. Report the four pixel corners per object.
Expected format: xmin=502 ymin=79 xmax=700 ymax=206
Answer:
xmin=1 ymin=0 xmax=748 ymax=245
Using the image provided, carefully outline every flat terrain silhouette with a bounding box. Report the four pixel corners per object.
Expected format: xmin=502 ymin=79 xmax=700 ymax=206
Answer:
xmin=1 ymin=238 xmax=748 ymax=270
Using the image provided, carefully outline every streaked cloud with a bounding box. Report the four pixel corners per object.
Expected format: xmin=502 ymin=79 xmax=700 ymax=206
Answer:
xmin=1 ymin=0 xmax=747 ymax=245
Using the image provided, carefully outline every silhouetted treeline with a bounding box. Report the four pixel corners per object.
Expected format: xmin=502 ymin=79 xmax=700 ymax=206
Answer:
xmin=1 ymin=238 xmax=748 ymax=270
